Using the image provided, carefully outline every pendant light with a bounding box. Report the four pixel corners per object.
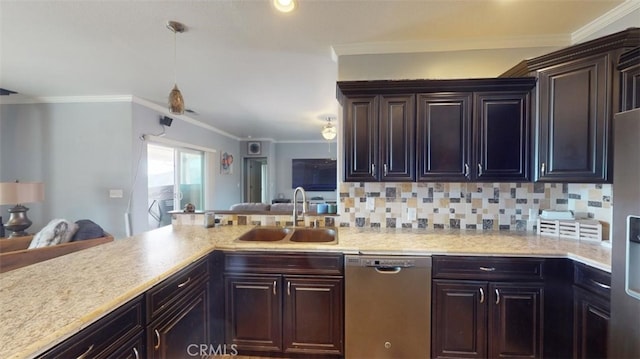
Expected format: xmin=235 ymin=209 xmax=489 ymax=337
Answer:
xmin=167 ymin=21 xmax=186 ymax=115
xmin=321 ymin=117 xmax=337 ymax=140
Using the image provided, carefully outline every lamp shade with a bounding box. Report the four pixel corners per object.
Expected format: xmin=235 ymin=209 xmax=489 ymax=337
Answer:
xmin=169 ymin=84 xmax=185 ymax=114
xmin=0 ymin=182 xmax=45 ymax=205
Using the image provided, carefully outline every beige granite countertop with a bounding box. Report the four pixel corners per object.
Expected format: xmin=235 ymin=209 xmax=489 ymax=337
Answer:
xmin=0 ymin=225 xmax=611 ymax=359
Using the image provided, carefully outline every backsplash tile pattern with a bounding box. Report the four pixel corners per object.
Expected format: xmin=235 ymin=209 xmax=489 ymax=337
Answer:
xmin=172 ymin=183 xmax=612 ymax=237
xmin=337 ymin=182 xmax=613 ymax=234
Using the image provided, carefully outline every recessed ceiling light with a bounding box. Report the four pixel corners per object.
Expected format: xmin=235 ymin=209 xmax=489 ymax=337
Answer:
xmin=273 ymin=0 xmax=296 ymax=13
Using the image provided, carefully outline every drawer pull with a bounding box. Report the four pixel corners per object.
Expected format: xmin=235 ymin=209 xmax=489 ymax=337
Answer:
xmin=479 ymin=266 xmax=496 ymax=272
xmin=177 ymin=277 xmax=191 ymax=288
xmin=133 ymin=347 xmax=140 ymax=359
xmin=590 ymin=279 xmax=611 ymax=290
xmin=287 ymin=281 xmax=291 ymax=296
xmin=541 ymin=162 xmax=546 ymax=176
xmin=478 ymin=163 xmax=483 ymax=176
xmin=464 ymin=163 xmax=469 ymax=178
xmin=479 ymin=287 xmax=485 ymax=303
xmin=495 ymin=288 xmax=500 ymax=304
xmin=76 ymin=344 xmax=94 ymax=359
xmin=273 ymin=280 xmax=277 ymax=295
xmin=154 ymin=329 xmax=161 ymax=350
xmin=371 ymin=163 xmax=376 ymax=174
xmin=383 ymin=164 xmax=388 ymax=176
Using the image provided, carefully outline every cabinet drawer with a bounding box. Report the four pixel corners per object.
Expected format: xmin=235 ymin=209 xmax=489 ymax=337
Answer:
xmin=574 ymin=262 xmax=611 ymax=298
xmin=40 ymin=296 xmax=144 ymax=359
xmin=146 ymin=256 xmax=209 ymax=322
xmin=224 ymin=252 xmax=343 ymax=275
xmin=433 ymin=256 xmax=544 ymax=280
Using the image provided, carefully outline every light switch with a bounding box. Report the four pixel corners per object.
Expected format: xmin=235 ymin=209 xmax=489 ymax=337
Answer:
xmin=109 ymin=189 xmax=124 ymax=198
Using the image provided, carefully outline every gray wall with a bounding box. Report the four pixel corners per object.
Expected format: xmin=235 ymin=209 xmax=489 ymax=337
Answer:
xmin=130 ymin=104 xmax=242 ymax=233
xmin=0 ymin=102 xmax=132 ymax=238
xmin=0 ymin=101 xmax=244 ymax=238
xmin=274 ymin=142 xmax=337 ymax=202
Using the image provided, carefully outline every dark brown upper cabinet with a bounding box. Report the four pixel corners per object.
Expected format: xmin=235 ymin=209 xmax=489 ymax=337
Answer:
xmin=501 ymin=27 xmax=639 ymax=183
xmin=338 ymin=78 xmax=535 ymax=183
xmin=618 ymin=47 xmax=640 ymax=111
xmin=417 ymin=91 xmax=531 ymax=182
xmin=343 ymin=94 xmax=415 ymax=182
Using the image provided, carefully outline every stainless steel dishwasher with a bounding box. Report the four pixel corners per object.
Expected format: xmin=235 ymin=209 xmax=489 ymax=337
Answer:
xmin=345 ymin=255 xmax=432 ymax=359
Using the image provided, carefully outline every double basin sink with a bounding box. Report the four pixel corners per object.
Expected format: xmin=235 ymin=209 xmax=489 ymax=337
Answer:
xmin=236 ymin=226 xmax=338 ymax=245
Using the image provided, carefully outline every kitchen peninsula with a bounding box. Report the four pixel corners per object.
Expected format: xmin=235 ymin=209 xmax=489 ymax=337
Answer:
xmin=0 ymin=224 xmax=611 ymax=359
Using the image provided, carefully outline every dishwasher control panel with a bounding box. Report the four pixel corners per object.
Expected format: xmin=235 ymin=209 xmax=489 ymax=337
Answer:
xmin=365 ymin=259 xmax=415 ymax=268
xmin=346 ymin=256 xmax=433 ymax=268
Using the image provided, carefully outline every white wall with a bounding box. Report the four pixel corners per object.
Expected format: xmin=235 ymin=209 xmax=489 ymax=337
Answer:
xmin=576 ymin=8 xmax=640 ymax=43
xmin=338 ymin=46 xmax=560 ymax=81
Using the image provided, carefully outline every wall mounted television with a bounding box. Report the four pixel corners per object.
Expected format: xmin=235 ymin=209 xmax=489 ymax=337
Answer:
xmin=292 ymin=158 xmax=337 ymax=191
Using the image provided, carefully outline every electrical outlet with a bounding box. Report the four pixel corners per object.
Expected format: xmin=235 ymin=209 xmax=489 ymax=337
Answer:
xmin=366 ymin=197 xmax=375 ymax=211
xmin=109 ymin=189 xmax=124 ymax=198
xmin=407 ymin=208 xmax=417 ymax=221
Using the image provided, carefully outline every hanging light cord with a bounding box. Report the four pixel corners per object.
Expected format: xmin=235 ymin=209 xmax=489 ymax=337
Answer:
xmin=173 ymin=27 xmax=177 ymax=86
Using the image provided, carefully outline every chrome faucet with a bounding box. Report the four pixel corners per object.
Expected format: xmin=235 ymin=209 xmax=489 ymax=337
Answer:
xmin=292 ymin=186 xmax=307 ymax=227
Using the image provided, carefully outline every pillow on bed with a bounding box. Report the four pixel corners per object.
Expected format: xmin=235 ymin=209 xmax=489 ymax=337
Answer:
xmin=28 ymin=219 xmax=79 ymax=249
xmin=71 ymin=219 xmax=105 ymax=241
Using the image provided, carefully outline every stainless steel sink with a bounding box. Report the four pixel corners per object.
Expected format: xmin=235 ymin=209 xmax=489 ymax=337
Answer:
xmin=235 ymin=227 xmax=337 ymax=244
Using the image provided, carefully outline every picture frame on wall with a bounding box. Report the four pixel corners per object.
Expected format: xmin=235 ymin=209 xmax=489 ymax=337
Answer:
xmin=248 ymin=141 xmax=261 ymax=155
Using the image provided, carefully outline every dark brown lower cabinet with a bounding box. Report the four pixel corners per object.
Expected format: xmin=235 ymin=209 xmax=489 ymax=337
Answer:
xmin=572 ymin=262 xmax=611 ymax=359
xmin=432 ymin=280 xmax=543 ymax=359
xmin=223 ymin=252 xmax=344 ymax=357
xmin=38 ymin=295 xmax=145 ymax=359
xmin=147 ymin=280 xmax=210 ymax=359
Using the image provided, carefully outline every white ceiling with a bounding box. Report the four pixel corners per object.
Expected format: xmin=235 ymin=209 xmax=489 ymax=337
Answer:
xmin=0 ymin=0 xmax=635 ymax=141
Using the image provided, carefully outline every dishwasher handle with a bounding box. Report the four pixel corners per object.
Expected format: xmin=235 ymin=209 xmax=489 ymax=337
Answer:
xmin=374 ymin=266 xmax=402 ymax=274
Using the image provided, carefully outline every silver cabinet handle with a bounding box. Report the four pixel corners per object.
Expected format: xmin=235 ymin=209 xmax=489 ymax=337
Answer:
xmin=287 ymin=281 xmax=291 ymax=296
xmin=371 ymin=163 xmax=376 ymax=174
xmin=541 ymin=162 xmax=546 ymax=176
xmin=133 ymin=347 xmax=140 ymax=359
xmin=464 ymin=163 xmax=469 ymax=178
xmin=76 ymin=344 xmax=94 ymax=359
xmin=495 ymin=289 xmax=500 ymax=304
xmin=383 ymin=163 xmax=388 ymax=176
xmin=273 ymin=280 xmax=277 ymax=295
xmin=479 ymin=266 xmax=496 ymax=272
xmin=590 ymin=279 xmax=611 ymax=289
xmin=177 ymin=277 xmax=191 ymax=288
xmin=478 ymin=163 xmax=483 ymax=176
xmin=479 ymin=287 xmax=485 ymax=303
xmin=154 ymin=329 xmax=161 ymax=350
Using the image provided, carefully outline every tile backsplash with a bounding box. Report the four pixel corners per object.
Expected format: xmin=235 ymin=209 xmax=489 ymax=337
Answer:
xmin=337 ymin=182 xmax=612 ymax=237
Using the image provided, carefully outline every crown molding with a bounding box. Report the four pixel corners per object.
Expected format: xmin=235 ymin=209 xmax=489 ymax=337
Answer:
xmin=0 ymin=94 xmax=133 ymax=105
xmin=332 ymin=34 xmax=569 ymax=56
xmin=131 ymin=96 xmax=240 ymax=141
xmin=572 ymin=0 xmax=640 ymax=44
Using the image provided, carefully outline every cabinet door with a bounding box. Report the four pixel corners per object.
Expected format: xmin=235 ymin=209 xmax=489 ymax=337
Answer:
xmin=432 ymin=280 xmax=487 ymax=359
xmin=283 ymin=276 xmax=343 ymax=355
xmin=573 ymin=286 xmax=610 ymax=359
xmin=417 ymin=93 xmax=472 ymax=181
xmin=379 ymin=94 xmax=415 ymax=181
xmin=474 ymin=92 xmax=530 ymax=181
xmin=148 ymin=281 xmax=210 ymax=359
xmin=537 ymin=53 xmax=611 ymax=182
xmin=488 ymin=282 xmax=543 ymax=359
xmin=344 ymin=96 xmax=379 ymax=181
xmin=224 ymin=274 xmax=282 ymax=352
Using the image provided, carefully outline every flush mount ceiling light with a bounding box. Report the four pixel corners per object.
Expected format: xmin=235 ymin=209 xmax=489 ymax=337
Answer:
xmin=273 ymin=0 xmax=296 ymax=13
xmin=167 ymin=20 xmax=186 ymax=115
xmin=321 ymin=117 xmax=337 ymax=140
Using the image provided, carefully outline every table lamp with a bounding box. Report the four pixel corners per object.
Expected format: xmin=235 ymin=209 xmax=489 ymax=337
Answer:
xmin=0 ymin=181 xmax=45 ymax=238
